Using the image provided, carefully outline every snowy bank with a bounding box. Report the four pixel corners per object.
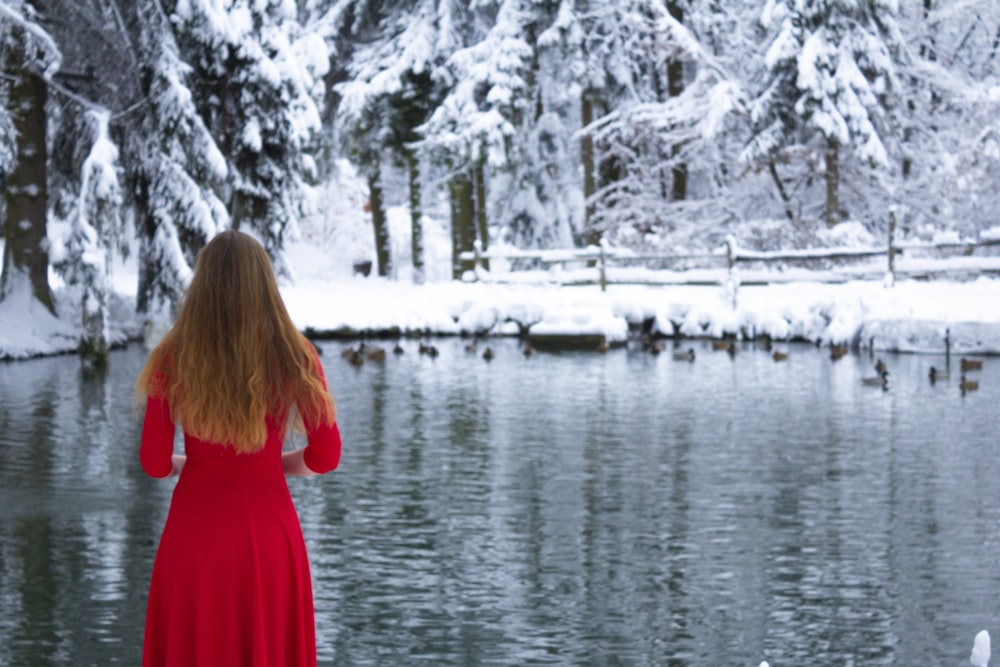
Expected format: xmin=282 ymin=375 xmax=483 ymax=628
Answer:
xmin=4 ymin=234 xmax=1000 ymax=361
xmin=285 ymin=273 xmax=1000 ymax=357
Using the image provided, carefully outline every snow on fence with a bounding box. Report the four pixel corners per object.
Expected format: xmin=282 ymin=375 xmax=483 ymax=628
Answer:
xmin=459 ymin=215 xmax=1000 ymax=292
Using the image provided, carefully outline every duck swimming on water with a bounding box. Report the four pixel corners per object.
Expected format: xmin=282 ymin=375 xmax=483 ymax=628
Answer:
xmin=862 ymin=370 xmax=889 ymax=389
xmin=928 ymin=366 xmax=949 ymax=383
xmin=672 ymin=348 xmax=695 ymax=362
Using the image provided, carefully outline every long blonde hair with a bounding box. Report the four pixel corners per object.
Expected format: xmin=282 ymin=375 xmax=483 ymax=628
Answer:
xmin=136 ymin=230 xmax=335 ymax=452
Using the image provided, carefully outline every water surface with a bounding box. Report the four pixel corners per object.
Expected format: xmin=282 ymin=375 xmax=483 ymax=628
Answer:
xmin=1 ymin=339 xmax=999 ymax=666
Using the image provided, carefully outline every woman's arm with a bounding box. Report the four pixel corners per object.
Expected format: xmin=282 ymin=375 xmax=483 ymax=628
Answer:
xmin=140 ymin=396 xmax=178 ymax=478
xmin=284 ymin=421 xmax=343 ymax=477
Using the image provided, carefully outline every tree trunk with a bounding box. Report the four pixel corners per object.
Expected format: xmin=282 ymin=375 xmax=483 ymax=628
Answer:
xmin=581 ymin=92 xmax=598 ymax=246
xmin=369 ymin=165 xmax=391 ymax=278
xmin=473 ymin=160 xmax=489 ymax=271
xmin=825 ymin=138 xmax=840 ymax=228
xmin=1 ymin=26 xmax=54 ymax=314
xmin=135 ymin=171 xmax=156 ymax=315
xmin=407 ymin=152 xmax=424 ymax=284
xmin=667 ymin=0 xmax=687 ymax=202
xmin=768 ymin=162 xmax=795 ymax=222
xmin=449 ymin=173 xmax=475 ymax=280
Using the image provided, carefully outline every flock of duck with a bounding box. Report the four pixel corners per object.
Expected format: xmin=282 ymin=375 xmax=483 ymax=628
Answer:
xmin=337 ymin=336 xmax=986 ymax=395
xmin=339 ymin=339 xmax=538 ymax=365
xmin=662 ymin=336 xmax=984 ymax=394
xmin=853 ymin=353 xmax=983 ymax=394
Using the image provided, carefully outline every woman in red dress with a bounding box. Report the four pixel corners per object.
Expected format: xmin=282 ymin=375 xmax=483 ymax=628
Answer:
xmin=136 ymin=230 xmax=342 ymax=667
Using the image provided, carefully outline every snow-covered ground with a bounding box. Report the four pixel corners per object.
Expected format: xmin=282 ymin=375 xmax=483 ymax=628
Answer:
xmin=2 ymin=239 xmax=999 ymax=361
xmin=3 ymin=200 xmax=1000 ymax=361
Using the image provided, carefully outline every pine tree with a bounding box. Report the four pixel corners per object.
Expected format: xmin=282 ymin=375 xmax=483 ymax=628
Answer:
xmin=745 ymin=0 xmax=904 ymax=228
xmin=335 ymin=0 xmax=440 ymax=280
xmin=127 ymin=0 xmax=230 ymax=314
xmin=0 ymin=0 xmax=59 ymax=314
xmin=418 ymin=0 xmax=546 ymax=262
xmin=56 ymin=109 xmax=122 ymax=366
xmin=171 ymin=0 xmax=328 ymax=274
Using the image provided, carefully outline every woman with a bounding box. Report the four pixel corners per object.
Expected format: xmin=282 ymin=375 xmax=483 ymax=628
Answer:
xmin=136 ymin=230 xmax=342 ymax=667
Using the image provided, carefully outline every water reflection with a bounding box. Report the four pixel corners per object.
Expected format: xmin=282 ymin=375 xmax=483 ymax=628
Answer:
xmin=2 ymin=340 xmax=1000 ymax=665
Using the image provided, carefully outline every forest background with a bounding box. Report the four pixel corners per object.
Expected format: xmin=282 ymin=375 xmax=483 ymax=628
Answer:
xmin=1 ymin=0 xmax=998 ymax=362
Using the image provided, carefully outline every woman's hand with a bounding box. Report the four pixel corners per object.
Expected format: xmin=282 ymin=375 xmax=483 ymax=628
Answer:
xmin=170 ymin=454 xmax=187 ymax=477
xmin=282 ymin=447 xmax=318 ymax=477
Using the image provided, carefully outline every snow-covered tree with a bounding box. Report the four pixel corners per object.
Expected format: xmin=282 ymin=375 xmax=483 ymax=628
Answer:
xmin=496 ymin=0 xmax=584 ymax=255
xmin=418 ymin=0 xmax=582 ymax=268
xmin=0 ymin=0 xmax=60 ymax=314
xmin=574 ymin=0 xmax=744 ymax=250
xmin=744 ymin=0 xmax=905 ymax=228
xmin=334 ymin=0 xmax=441 ymax=280
xmin=892 ymin=2 xmax=1000 ymax=239
xmin=54 ymin=109 xmax=122 ymax=365
xmin=125 ymin=0 xmax=230 ymax=314
xmin=171 ymin=0 xmax=328 ymax=274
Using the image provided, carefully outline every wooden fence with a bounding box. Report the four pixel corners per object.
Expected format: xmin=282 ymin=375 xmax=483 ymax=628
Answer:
xmin=458 ymin=213 xmax=1000 ymax=291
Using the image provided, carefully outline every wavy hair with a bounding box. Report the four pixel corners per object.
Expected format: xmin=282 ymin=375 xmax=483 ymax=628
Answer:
xmin=136 ymin=230 xmax=335 ymax=452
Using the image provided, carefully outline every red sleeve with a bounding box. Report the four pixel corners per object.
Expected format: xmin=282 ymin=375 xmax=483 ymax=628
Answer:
xmin=302 ymin=346 xmax=342 ymax=474
xmin=140 ymin=395 xmax=176 ymax=478
xmin=303 ymin=420 xmax=342 ymax=474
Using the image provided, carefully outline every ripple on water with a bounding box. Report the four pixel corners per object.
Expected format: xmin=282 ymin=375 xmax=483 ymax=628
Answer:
xmin=3 ymin=342 xmax=1000 ymax=666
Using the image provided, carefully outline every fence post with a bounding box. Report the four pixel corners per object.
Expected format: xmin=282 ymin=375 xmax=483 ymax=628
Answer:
xmin=725 ymin=235 xmax=738 ymax=310
xmin=598 ymin=239 xmax=607 ymax=292
xmin=472 ymin=239 xmax=483 ymax=281
xmin=886 ymin=206 xmax=897 ymax=287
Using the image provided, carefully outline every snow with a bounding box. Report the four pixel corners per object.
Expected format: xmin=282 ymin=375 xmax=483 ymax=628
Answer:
xmin=5 ymin=204 xmax=1000 ymax=361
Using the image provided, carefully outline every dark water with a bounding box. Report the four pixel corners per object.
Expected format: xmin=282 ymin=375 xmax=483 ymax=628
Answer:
xmin=2 ymin=339 xmax=999 ymax=666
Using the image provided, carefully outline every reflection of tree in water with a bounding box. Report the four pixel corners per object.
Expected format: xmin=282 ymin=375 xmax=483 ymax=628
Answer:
xmin=9 ymin=517 xmax=60 ymax=667
xmin=0 ymin=359 xmax=59 ymax=665
xmin=77 ymin=360 xmax=111 ymax=479
xmin=0 ymin=350 xmax=160 ymax=666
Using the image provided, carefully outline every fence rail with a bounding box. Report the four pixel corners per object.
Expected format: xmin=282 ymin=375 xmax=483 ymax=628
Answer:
xmin=458 ymin=217 xmax=1000 ymax=291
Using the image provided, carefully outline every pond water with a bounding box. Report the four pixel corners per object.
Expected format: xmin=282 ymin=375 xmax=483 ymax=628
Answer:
xmin=1 ymin=338 xmax=999 ymax=666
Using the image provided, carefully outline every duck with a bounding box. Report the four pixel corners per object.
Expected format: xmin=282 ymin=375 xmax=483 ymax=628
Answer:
xmin=875 ymin=358 xmax=887 ymax=374
xmin=648 ymin=341 xmax=663 ymax=355
xmin=596 ymin=341 xmax=609 ymax=354
xmin=772 ymin=350 xmax=788 ymax=362
xmin=862 ymin=370 xmax=889 ymax=388
xmin=393 ymin=343 xmax=404 ymax=355
xmin=928 ymin=366 xmax=950 ymax=383
xmin=961 ymin=358 xmax=983 ymax=372
xmin=522 ymin=344 xmax=536 ymax=358
xmin=960 ymin=374 xmax=979 ymax=395
xmin=347 ymin=348 xmax=364 ymax=367
xmin=482 ymin=347 xmax=494 ymax=361
xmin=672 ymin=348 xmax=695 ymax=362
xmin=830 ymin=344 xmax=849 ymax=361
xmin=426 ymin=345 xmax=439 ymax=358
xmin=365 ymin=345 xmax=387 ymax=361
xmin=464 ymin=342 xmax=478 ymax=353
xmin=711 ymin=340 xmax=733 ymax=352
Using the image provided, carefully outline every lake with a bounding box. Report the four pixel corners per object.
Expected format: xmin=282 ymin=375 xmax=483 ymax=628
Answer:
xmin=1 ymin=338 xmax=999 ymax=666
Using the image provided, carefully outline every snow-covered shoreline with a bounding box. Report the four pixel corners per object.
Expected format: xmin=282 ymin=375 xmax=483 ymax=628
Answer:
xmin=4 ymin=255 xmax=1000 ymax=361
xmin=5 ymin=211 xmax=1000 ymax=361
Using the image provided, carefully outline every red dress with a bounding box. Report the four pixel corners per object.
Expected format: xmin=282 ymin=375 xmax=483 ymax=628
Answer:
xmin=139 ymin=383 xmax=341 ymax=666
